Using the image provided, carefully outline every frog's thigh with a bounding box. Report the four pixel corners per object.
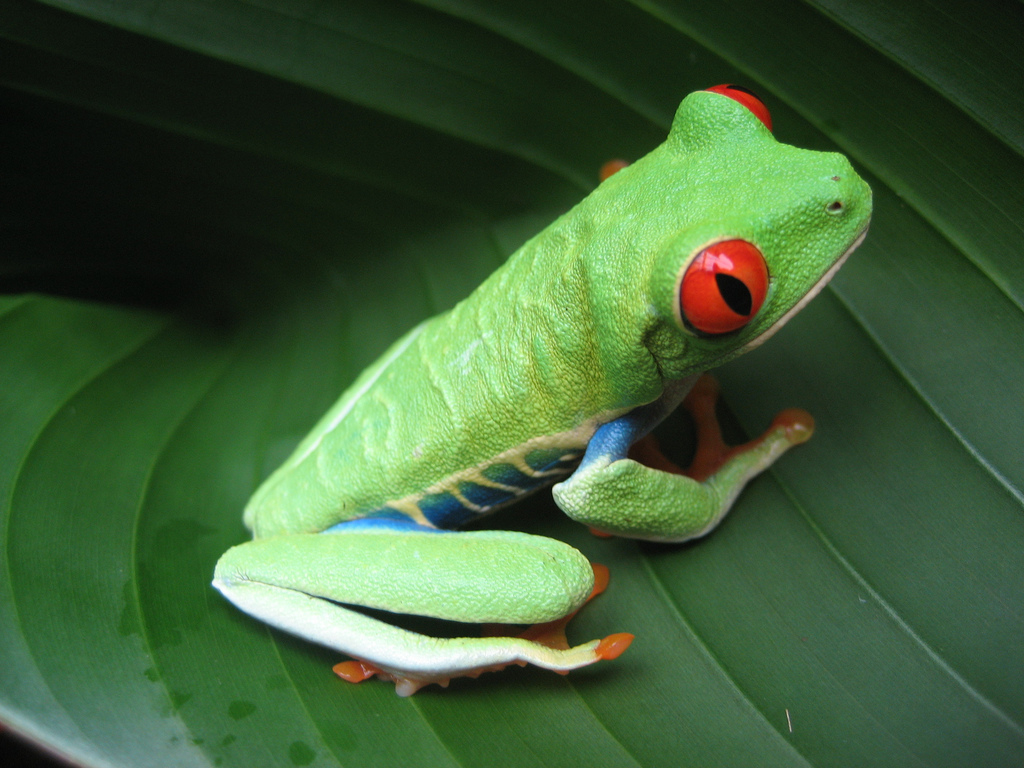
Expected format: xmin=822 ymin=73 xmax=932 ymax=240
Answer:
xmin=213 ymin=525 xmax=600 ymax=683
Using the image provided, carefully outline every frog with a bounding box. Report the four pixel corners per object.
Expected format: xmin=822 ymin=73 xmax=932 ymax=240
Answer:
xmin=213 ymin=85 xmax=872 ymax=696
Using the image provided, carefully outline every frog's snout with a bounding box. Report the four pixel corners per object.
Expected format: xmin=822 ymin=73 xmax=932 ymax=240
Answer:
xmin=821 ymin=161 xmax=872 ymax=226
xmin=825 ymin=175 xmax=850 ymax=215
xmin=825 ymin=196 xmax=847 ymax=216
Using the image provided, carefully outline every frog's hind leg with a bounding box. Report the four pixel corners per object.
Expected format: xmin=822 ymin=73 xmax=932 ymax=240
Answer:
xmin=481 ymin=562 xmax=617 ymax=656
xmin=212 ymin=523 xmax=632 ymax=695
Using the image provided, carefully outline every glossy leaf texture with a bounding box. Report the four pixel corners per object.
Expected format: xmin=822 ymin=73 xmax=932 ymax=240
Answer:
xmin=2 ymin=1 xmax=1023 ymax=766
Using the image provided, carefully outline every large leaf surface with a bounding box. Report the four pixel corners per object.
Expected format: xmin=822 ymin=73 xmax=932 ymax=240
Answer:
xmin=2 ymin=1 xmax=1023 ymax=766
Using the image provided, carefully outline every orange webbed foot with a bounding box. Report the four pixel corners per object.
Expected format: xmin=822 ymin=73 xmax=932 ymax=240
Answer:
xmin=629 ymin=374 xmax=814 ymax=483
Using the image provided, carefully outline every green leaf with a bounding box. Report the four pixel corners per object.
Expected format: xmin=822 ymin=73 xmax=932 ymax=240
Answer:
xmin=3 ymin=1 xmax=1023 ymax=766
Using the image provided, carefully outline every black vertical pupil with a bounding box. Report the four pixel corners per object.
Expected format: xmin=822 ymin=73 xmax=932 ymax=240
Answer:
xmin=715 ymin=273 xmax=753 ymax=316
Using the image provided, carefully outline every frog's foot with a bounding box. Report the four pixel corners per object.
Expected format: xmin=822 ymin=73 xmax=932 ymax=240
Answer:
xmin=556 ymin=374 xmax=813 ymax=543
xmin=214 ymin=528 xmax=633 ymax=696
xmin=629 ymin=374 xmax=813 ymax=482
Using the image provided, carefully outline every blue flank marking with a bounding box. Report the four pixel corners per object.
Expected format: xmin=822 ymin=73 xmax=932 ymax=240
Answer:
xmin=412 ymin=452 xmax=585 ymax=529
xmin=481 ymin=463 xmax=527 ymax=486
xmin=324 ymin=423 xmax=668 ymax=535
xmin=459 ymin=481 xmax=517 ymax=509
xmin=574 ymin=399 xmax=670 ymax=474
xmin=575 ymin=418 xmax=638 ymax=473
xmin=419 ymin=491 xmax=477 ymax=528
xmin=323 ymin=512 xmax=441 ymax=535
xmin=524 ymin=447 xmax=573 ymax=472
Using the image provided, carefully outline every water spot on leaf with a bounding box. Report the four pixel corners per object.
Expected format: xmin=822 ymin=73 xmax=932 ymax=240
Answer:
xmin=228 ymin=699 xmax=257 ymax=720
xmin=289 ymin=741 xmax=316 ymax=766
xmin=137 ymin=518 xmax=218 ymax=648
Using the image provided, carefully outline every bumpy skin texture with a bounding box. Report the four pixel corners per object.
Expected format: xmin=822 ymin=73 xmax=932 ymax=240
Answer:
xmin=214 ymin=89 xmax=873 ymax=694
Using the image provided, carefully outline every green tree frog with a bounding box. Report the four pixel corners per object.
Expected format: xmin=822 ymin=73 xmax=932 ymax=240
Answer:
xmin=214 ymin=85 xmax=872 ymax=696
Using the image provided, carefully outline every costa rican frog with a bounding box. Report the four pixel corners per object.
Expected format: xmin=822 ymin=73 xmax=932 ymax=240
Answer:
xmin=214 ymin=85 xmax=872 ymax=695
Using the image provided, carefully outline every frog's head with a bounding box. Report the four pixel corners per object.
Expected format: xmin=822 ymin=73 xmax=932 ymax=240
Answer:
xmin=641 ymin=85 xmax=872 ymax=377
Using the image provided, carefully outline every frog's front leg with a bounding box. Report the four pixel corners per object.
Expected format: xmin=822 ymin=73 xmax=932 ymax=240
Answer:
xmin=552 ymin=375 xmax=813 ymax=543
xmin=212 ymin=523 xmax=631 ymax=695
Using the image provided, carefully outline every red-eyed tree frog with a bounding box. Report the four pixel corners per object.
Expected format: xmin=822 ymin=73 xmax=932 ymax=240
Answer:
xmin=214 ymin=85 xmax=872 ymax=695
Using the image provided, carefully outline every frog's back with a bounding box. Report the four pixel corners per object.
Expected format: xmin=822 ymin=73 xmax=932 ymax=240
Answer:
xmin=244 ymin=223 xmax=660 ymax=539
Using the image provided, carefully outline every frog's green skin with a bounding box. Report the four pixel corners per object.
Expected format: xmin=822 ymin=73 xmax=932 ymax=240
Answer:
xmin=214 ymin=89 xmax=872 ymax=695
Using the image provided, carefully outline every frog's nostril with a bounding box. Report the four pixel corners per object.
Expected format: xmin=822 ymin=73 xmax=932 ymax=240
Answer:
xmin=826 ymin=200 xmax=844 ymax=214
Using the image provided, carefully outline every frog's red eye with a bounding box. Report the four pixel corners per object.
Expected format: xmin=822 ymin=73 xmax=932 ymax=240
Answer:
xmin=705 ymin=84 xmax=773 ymax=131
xmin=679 ymin=240 xmax=769 ymax=335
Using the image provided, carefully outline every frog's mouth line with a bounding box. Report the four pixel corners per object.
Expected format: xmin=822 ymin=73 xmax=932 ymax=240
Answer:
xmin=741 ymin=222 xmax=870 ymax=354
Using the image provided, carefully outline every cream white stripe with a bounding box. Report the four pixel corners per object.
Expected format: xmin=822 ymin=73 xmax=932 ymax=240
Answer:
xmin=448 ymin=486 xmax=486 ymax=513
xmin=742 ymin=225 xmax=868 ymax=354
